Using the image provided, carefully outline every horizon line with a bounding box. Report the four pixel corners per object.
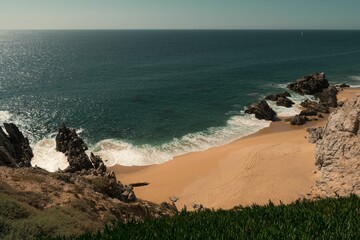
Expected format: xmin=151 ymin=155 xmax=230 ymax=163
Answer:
xmin=1 ymin=28 xmax=360 ymax=31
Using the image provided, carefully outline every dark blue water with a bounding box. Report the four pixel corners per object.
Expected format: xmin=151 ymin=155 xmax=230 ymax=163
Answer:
xmin=1 ymin=30 xmax=360 ymax=167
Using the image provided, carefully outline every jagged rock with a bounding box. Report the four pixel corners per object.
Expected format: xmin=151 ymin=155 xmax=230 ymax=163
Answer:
xmin=300 ymin=108 xmax=318 ymax=116
xmin=56 ymin=123 xmax=93 ymax=173
xmin=290 ymin=115 xmax=308 ymax=125
xmin=307 ymin=127 xmax=324 ymax=144
xmin=309 ymin=96 xmax=360 ymax=198
xmin=315 ymin=96 xmax=360 ymax=168
xmin=0 ymin=123 xmax=33 ymax=168
xmin=55 ymin=124 xmax=137 ymax=202
xmin=276 ymin=97 xmax=295 ymax=108
xmin=90 ymin=153 xmax=107 ymax=176
xmin=265 ymin=92 xmax=294 ymax=108
xmin=245 ymin=100 xmax=276 ymax=120
xmin=315 ymin=86 xmax=338 ymax=108
xmin=265 ymin=92 xmax=291 ymax=101
xmin=300 ymin=100 xmax=329 ymax=114
xmin=288 ymin=72 xmax=329 ymax=95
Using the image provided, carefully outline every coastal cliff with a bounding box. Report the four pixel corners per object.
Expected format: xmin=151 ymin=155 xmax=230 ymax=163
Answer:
xmin=308 ymin=95 xmax=360 ymax=198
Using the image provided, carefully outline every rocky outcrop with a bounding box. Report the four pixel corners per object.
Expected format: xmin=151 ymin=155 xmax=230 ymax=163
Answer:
xmin=265 ymin=92 xmax=291 ymax=101
xmin=288 ymin=72 xmax=329 ymax=95
xmin=56 ymin=123 xmax=93 ymax=173
xmin=308 ymin=96 xmax=360 ymax=198
xmin=307 ymin=127 xmax=324 ymax=144
xmin=289 ymin=114 xmax=308 ymax=125
xmin=313 ymin=96 xmax=360 ymax=167
xmin=300 ymin=100 xmax=330 ymax=114
xmin=276 ymin=97 xmax=295 ymax=108
xmin=245 ymin=100 xmax=276 ymax=120
xmin=265 ymin=92 xmax=294 ymax=108
xmin=55 ymin=124 xmax=137 ymax=202
xmin=0 ymin=123 xmax=33 ymax=167
xmin=300 ymin=108 xmax=318 ymax=116
xmin=315 ymin=86 xmax=338 ymax=108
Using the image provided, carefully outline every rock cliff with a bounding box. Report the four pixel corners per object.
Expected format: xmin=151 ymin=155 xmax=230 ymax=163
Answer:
xmin=308 ymin=95 xmax=360 ymax=197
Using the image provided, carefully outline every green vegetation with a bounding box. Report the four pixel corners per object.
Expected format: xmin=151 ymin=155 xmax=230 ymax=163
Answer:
xmin=0 ymin=181 xmax=106 ymax=240
xmin=62 ymin=195 xmax=360 ymax=240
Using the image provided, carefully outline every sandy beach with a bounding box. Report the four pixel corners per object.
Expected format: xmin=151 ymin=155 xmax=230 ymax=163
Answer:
xmin=112 ymin=88 xmax=359 ymax=210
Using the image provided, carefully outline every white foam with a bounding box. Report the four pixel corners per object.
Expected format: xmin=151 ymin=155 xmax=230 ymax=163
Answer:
xmin=93 ymin=114 xmax=270 ymax=166
xmin=0 ymin=111 xmax=12 ymax=123
xmin=31 ymin=137 xmax=69 ymax=172
xmin=266 ymin=93 xmax=315 ymax=117
xmin=349 ymin=75 xmax=360 ymax=81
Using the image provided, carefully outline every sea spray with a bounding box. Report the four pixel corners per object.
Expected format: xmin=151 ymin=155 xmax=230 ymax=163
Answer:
xmin=31 ymin=137 xmax=68 ymax=172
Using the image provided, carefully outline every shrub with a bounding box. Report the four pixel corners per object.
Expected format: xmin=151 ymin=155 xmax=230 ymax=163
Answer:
xmin=59 ymin=195 xmax=360 ymax=240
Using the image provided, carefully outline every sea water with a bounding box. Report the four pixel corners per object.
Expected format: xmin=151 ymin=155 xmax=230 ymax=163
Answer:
xmin=1 ymin=30 xmax=360 ymax=170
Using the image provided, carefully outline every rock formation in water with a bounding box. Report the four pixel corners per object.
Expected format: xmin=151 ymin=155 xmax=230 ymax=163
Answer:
xmin=0 ymin=123 xmax=33 ymax=167
xmin=286 ymin=73 xmax=339 ymax=120
xmin=288 ymin=72 xmax=329 ymax=95
xmin=265 ymin=92 xmax=294 ymax=108
xmin=245 ymin=100 xmax=276 ymax=120
xmin=308 ymin=95 xmax=360 ymax=197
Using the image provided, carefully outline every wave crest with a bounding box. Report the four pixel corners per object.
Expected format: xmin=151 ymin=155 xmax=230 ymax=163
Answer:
xmin=93 ymin=114 xmax=270 ymax=166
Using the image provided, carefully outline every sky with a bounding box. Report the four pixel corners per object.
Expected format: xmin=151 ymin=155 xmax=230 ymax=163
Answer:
xmin=0 ymin=0 xmax=359 ymax=30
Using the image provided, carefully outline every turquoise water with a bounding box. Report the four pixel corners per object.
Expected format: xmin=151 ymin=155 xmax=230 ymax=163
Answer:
xmin=1 ymin=30 xmax=360 ymax=168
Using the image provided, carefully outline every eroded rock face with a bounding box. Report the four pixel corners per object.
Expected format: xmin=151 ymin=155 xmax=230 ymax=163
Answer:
xmin=56 ymin=123 xmax=93 ymax=172
xmin=0 ymin=123 xmax=33 ymax=167
xmin=288 ymin=72 xmax=329 ymax=95
xmin=55 ymin=124 xmax=137 ymax=202
xmin=308 ymin=96 xmax=360 ymax=198
xmin=315 ymin=96 xmax=360 ymax=167
xmin=245 ymin=100 xmax=276 ymax=120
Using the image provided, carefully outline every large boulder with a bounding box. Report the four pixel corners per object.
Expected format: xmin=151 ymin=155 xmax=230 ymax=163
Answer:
xmin=245 ymin=100 xmax=276 ymax=120
xmin=290 ymin=115 xmax=308 ymax=125
xmin=0 ymin=123 xmax=33 ymax=167
xmin=276 ymin=97 xmax=295 ymax=108
xmin=315 ymin=86 xmax=338 ymax=108
xmin=288 ymin=72 xmax=329 ymax=95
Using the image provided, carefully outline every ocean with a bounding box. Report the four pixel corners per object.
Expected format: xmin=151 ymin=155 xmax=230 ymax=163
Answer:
xmin=1 ymin=30 xmax=360 ymax=171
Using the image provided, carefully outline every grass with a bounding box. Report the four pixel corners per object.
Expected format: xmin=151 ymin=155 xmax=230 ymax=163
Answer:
xmin=57 ymin=194 xmax=360 ymax=240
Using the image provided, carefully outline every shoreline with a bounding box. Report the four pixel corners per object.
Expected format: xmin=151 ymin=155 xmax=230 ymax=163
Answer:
xmin=111 ymin=87 xmax=359 ymax=209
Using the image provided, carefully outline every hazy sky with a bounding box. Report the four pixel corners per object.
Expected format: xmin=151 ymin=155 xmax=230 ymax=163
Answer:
xmin=1 ymin=0 xmax=359 ymax=30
